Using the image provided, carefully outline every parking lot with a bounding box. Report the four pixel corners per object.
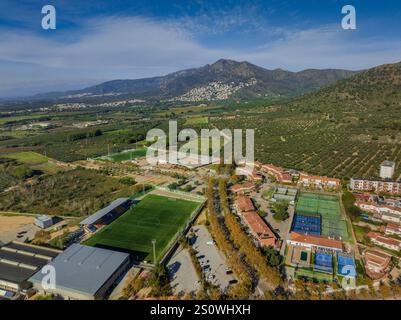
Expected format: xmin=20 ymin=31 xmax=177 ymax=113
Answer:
xmin=191 ymin=225 xmax=236 ymax=291
xmin=168 ymin=246 xmax=201 ymax=296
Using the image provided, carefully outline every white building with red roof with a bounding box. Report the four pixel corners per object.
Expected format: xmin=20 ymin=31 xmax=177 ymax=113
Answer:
xmin=367 ymin=232 xmax=401 ymax=251
xmin=382 ymin=223 xmax=401 ymax=236
xmin=287 ymin=232 xmax=343 ymax=252
xmin=298 ymin=173 xmax=341 ymax=189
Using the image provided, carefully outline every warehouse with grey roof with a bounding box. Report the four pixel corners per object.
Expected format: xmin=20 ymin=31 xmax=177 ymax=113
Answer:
xmin=30 ymin=244 xmax=130 ymax=300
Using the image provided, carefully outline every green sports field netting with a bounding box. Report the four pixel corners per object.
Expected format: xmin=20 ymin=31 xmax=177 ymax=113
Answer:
xmin=295 ymin=192 xmax=349 ymax=241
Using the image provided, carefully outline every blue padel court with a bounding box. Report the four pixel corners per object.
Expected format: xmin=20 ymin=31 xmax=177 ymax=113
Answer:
xmin=337 ymin=253 xmax=356 ymax=277
xmin=314 ymin=251 xmax=333 ymax=274
xmin=291 ymin=214 xmax=321 ymax=236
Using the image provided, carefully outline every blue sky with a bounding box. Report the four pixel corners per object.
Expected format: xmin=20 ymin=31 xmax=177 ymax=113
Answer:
xmin=0 ymin=0 xmax=401 ymax=97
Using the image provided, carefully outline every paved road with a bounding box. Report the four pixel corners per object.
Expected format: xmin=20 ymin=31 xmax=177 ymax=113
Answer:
xmin=167 ymin=246 xmax=201 ymax=296
xmin=277 ymin=204 xmax=295 ymax=256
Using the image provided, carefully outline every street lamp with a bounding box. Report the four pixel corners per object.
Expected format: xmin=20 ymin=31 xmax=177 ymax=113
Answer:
xmin=151 ymin=239 xmax=157 ymax=264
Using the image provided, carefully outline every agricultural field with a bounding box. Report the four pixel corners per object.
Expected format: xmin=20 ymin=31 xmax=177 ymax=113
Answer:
xmin=84 ymin=194 xmax=201 ymax=263
xmin=0 ymin=107 xmax=166 ymax=162
xmin=0 ymin=151 xmax=67 ymax=192
xmin=0 ymin=114 xmax=47 ymax=125
xmin=2 ymin=151 xmax=63 ymax=174
xmin=184 ymin=116 xmax=209 ymax=126
xmin=0 ymin=169 xmax=144 ymax=216
xmin=3 ymin=151 xmax=49 ymax=164
xmin=211 ymin=101 xmax=401 ymax=180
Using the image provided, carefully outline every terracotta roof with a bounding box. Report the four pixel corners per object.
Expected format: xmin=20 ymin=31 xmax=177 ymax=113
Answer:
xmin=261 ymin=163 xmax=283 ymax=172
xmin=368 ymin=232 xmax=401 ymax=247
xmin=288 ymin=232 xmax=343 ymax=250
xmin=241 ymin=211 xmax=277 ymax=247
xmin=386 ymin=223 xmax=401 ymax=232
xmin=356 ymin=200 xmax=401 ymax=214
xmin=251 ymin=172 xmax=263 ymax=180
xmin=299 ymin=173 xmax=340 ymax=184
xmin=364 ymin=249 xmax=391 ymax=268
xmin=231 ymin=181 xmax=255 ymax=193
xmin=260 ymin=164 xmax=294 ymax=183
xmin=236 ymin=196 xmax=255 ymax=212
xmin=281 ymin=173 xmax=292 ymax=181
xmin=353 ymin=193 xmax=372 ymax=200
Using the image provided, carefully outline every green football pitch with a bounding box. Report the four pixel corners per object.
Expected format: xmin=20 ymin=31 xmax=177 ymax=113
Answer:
xmin=95 ymin=148 xmax=147 ymax=162
xmin=84 ymin=194 xmax=201 ymax=263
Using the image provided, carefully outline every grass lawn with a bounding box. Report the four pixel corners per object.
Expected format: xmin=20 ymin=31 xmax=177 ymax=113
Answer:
xmin=295 ymin=268 xmax=333 ymax=283
xmin=184 ymin=116 xmax=209 ymax=126
xmin=3 ymin=151 xmax=49 ymax=165
xmin=84 ymin=194 xmax=201 ymax=263
xmin=0 ymin=114 xmax=45 ymax=125
xmin=2 ymin=151 xmax=63 ymax=174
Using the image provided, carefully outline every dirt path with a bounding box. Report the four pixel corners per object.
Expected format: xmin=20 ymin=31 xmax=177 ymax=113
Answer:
xmin=0 ymin=215 xmax=34 ymax=234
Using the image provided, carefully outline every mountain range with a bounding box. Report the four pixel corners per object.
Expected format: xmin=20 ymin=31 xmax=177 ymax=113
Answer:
xmin=30 ymin=59 xmax=357 ymax=102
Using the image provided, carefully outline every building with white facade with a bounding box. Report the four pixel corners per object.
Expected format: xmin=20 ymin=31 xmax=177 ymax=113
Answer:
xmin=350 ymin=178 xmax=401 ymax=195
xmin=380 ymin=161 xmax=396 ymax=179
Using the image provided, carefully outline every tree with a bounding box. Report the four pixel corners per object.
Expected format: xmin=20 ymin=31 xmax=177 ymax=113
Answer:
xmin=273 ymin=201 xmax=289 ymax=221
xmin=342 ymin=191 xmax=362 ymax=220
xmin=379 ymin=282 xmax=393 ymax=299
xmin=391 ymin=256 xmax=399 ymax=268
xmin=119 ymin=176 xmax=136 ymax=185
xmin=123 ymin=274 xmax=145 ymax=298
xmin=168 ymin=183 xmax=178 ymax=190
xmin=149 ymin=264 xmax=171 ymax=297
xmin=33 ymin=230 xmax=51 ymax=244
xmin=11 ymin=165 xmax=34 ymax=179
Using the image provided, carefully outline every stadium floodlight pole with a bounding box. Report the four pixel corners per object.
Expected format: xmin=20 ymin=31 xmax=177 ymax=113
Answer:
xmin=151 ymin=239 xmax=157 ymax=264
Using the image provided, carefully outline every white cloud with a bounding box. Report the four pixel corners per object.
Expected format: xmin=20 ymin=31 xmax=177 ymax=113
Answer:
xmin=237 ymin=26 xmax=401 ymax=71
xmin=0 ymin=16 xmax=400 ymax=97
